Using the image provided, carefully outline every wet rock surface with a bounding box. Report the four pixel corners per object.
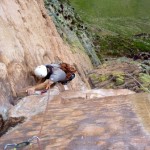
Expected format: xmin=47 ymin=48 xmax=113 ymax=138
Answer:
xmin=0 ymin=90 xmax=150 ymax=150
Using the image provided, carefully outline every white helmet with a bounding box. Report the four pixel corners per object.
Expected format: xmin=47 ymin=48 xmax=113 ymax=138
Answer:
xmin=34 ymin=65 xmax=47 ymax=78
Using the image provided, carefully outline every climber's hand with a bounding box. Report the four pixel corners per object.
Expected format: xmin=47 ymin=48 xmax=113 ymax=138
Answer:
xmin=26 ymin=87 xmax=35 ymax=95
xmin=46 ymin=80 xmax=53 ymax=90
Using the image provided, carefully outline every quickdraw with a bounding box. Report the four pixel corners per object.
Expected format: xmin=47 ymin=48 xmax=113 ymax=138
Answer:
xmin=34 ymin=89 xmax=48 ymax=95
xmin=4 ymin=136 xmax=41 ymax=150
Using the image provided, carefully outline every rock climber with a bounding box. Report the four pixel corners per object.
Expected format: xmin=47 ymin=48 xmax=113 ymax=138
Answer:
xmin=26 ymin=62 xmax=76 ymax=95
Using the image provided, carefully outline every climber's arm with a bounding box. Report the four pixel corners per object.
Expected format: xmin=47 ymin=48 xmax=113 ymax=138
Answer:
xmin=26 ymin=79 xmax=54 ymax=95
xmin=33 ymin=79 xmax=53 ymax=90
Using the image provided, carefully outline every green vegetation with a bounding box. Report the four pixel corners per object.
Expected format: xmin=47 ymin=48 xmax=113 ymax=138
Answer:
xmin=94 ymin=35 xmax=150 ymax=57
xmin=71 ymin=0 xmax=150 ymax=17
xmin=70 ymin=0 xmax=150 ymax=36
xmin=113 ymin=73 xmax=125 ymax=86
xmin=70 ymin=0 xmax=150 ymax=57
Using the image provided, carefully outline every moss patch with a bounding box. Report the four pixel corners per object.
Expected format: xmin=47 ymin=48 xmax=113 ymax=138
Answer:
xmin=139 ymin=73 xmax=150 ymax=91
xmin=98 ymin=75 xmax=109 ymax=82
xmin=113 ymin=73 xmax=125 ymax=86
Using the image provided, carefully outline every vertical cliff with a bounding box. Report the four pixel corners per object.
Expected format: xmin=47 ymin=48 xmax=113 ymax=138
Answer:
xmin=44 ymin=0 xmax=101 ymax=66
xmin=0 ymin=0 xmax=94 ymax=117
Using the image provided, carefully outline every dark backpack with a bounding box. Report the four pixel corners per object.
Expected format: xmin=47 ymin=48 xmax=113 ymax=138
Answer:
xmin=60 ymin=73 xmax=75 ymax=85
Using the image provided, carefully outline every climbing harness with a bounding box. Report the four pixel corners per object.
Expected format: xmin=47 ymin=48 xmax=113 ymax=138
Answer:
xmin=4 ymin=136 xmax=41 ymax=150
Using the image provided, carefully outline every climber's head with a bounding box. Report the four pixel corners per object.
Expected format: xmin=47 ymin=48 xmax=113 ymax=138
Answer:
xmin=34 ymin=65 xmax=47 ymax=78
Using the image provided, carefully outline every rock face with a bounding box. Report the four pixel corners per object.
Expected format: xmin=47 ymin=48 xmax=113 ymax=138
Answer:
xmin=0 ymin=90 xmax=150 ymax=150
xmin=0 ymin=0 xmax=93 ymax=117
xmin=44 ymin=0 xmax=101 ymax=66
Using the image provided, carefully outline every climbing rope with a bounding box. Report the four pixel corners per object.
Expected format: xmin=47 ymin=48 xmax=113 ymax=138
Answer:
xmin=38 ymin=89 xmax=51 ymax=137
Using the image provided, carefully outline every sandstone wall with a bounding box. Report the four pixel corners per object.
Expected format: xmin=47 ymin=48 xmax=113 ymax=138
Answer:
xmin=0 ymin=0 xmax=93 ymax=116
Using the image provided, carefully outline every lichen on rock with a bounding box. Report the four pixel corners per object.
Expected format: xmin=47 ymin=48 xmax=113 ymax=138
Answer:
xmin=44 ymin=0 xmax=101 ymax=66
xmin=138 ymin=73 xmax=150 ymax=91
